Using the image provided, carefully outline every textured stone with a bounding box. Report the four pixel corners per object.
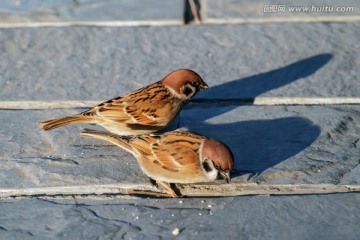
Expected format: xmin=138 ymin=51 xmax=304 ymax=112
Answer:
xmin=1 ymin=105 xmax=359 ymax=188
xmin=0 ymin=0 xmax=184 ymax=23
xmin=180 ymin=105 xmax=360 ymax=184
xmin=204 ymin=0 xmax=360 ymax=19
xmin=0 ymin=23 xmax=359 ymax=102
xmin=0 ymin=6 xmax=359 ymax=238
xmin=0 ymin=109 xmax=146 ymax=188
xmin=0 ymin=194 xmax=359 ymax=239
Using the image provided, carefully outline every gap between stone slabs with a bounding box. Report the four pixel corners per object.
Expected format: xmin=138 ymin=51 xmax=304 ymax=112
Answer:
xmin=0 ymin=183 xmax=359 ymax=199
xmin=0 ymin=16 xmax=359 ymax=28
xmin=1 ymin=97 xmax=360 ymax=110
xmin=0 ymin=20 xmax=184 ymax=28
xmin=202 ymin=15 xmax=360 ymax=25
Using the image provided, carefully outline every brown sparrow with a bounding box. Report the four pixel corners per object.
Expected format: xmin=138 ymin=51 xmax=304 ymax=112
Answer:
xmin=80 ymin=129 xmax=234 ymax=197
xmin=39 ymin=69 xmax=208 ymax=135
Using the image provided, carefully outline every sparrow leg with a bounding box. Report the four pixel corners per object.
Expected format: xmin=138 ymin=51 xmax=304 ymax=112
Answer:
xmin=149 ymin=178 xmax=158 ymax=187
xmin=170 ymin=183 xmax=183 ymax=197
xmin=156 ymin=181 xmax=182 ymax=198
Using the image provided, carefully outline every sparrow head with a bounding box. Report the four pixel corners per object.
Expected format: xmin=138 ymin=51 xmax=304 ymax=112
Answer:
xmin=201 ymin=138 xmax=234 ymax=183
xmin=162 ymin=69 xmax=208 ymax=100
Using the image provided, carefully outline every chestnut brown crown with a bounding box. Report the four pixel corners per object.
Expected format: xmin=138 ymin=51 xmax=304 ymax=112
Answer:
xmin=162 ymin=69 xmax=208 ymax=98
xmin=201 ymin=138 xmax=234 ymax=171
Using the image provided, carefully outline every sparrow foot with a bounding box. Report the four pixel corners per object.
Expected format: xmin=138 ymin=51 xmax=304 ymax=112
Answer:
xmin=156 ymin=181 xmax=182 ymax=198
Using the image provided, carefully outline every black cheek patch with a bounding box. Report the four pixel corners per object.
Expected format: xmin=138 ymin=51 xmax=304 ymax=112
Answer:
xmin=202 ymin=160 xmax=213 ymax=172
xmin=182 ymin=86 xmax=194 ymax=96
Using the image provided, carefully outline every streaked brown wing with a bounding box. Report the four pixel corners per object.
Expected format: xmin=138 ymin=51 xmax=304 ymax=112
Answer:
xmin=146 ymin=131 xmax=205 ymax=172
xmin=81 ymin=82 xmax=176 ymax=126
xmin=122 ymin=84 xmax=176 ymax=126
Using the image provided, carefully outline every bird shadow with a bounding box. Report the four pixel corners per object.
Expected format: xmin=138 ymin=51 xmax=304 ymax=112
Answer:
xmin=177 ymin=54 xmax=332 ymax=178
xmin=184 ymin=116 xmax=320 ymax=178
xmin=197 ymin=53 xmax=333 ymax=102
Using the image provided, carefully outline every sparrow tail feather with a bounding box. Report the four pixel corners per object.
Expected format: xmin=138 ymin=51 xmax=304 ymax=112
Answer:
xmin=38 ymin=115 xmax=93 ymax=131
xmin=80 ymin=128 xmax=134 ymax=152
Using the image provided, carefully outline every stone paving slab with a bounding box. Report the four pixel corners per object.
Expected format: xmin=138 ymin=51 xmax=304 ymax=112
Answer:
xmin=1 ymin=105 xmax=359 ymax=189
xmin=0 ymin=22 xmax=359 ymax=102
xmin=203 ymin=0 xmax=360 ymax=20
xmin=0 ymin=8 xmax=359 ymax=239
xmin=0 ymin=193 xmax=359 ymax=239
xmin=0 ymin=0 xmax=184 ymax=23
xmin=181 ymin=105 xmax=360 ymax=185
xmin=0 ymin=109 xmax=145 ymax=188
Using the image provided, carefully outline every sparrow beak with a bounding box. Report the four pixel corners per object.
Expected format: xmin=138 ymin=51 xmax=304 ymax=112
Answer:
xmin=219 ymin=170 xmax=231 ymax=183
xmin=200 ymin=82 xmax=209 ymax=90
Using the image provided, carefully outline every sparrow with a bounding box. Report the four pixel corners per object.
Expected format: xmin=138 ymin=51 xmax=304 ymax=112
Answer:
xmin=80 ymin=129 xmax=234 ymax=197
xmin=39 ymin=69 xmax=208 ymax=135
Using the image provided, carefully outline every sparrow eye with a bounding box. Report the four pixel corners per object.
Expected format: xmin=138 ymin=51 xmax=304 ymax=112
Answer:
xmin=191 ymin=81 xmax=199 ymax=86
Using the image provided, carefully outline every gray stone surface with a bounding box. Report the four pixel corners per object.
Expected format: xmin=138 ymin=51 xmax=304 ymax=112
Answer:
xmin=0 ymin=0 xmax=184 ymax=22
xmin=204 ymin=0 xmax=360 ymax=19
xmin=0 ymin=109 xmax=145 ymax=188
xmin=0 ymin=23 xmax=359 ymax=101
xmin=1 ymin=105 xmax=359 ymax=189
xmin=0 ymin=5 xmax=360 ymax=239
xmin=0 ymin=194 xmax=359 ymax=239
xmin=181 ymin=105 xmax=360 ymax=185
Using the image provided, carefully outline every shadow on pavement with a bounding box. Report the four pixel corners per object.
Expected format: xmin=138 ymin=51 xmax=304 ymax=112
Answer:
xmin=187 ymin=116 xmax=320 ymax=178
xmin=197 ymin=53 xmax=333 ymax=102
xmin=185 ymin=54 xmax=332 ymax=177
